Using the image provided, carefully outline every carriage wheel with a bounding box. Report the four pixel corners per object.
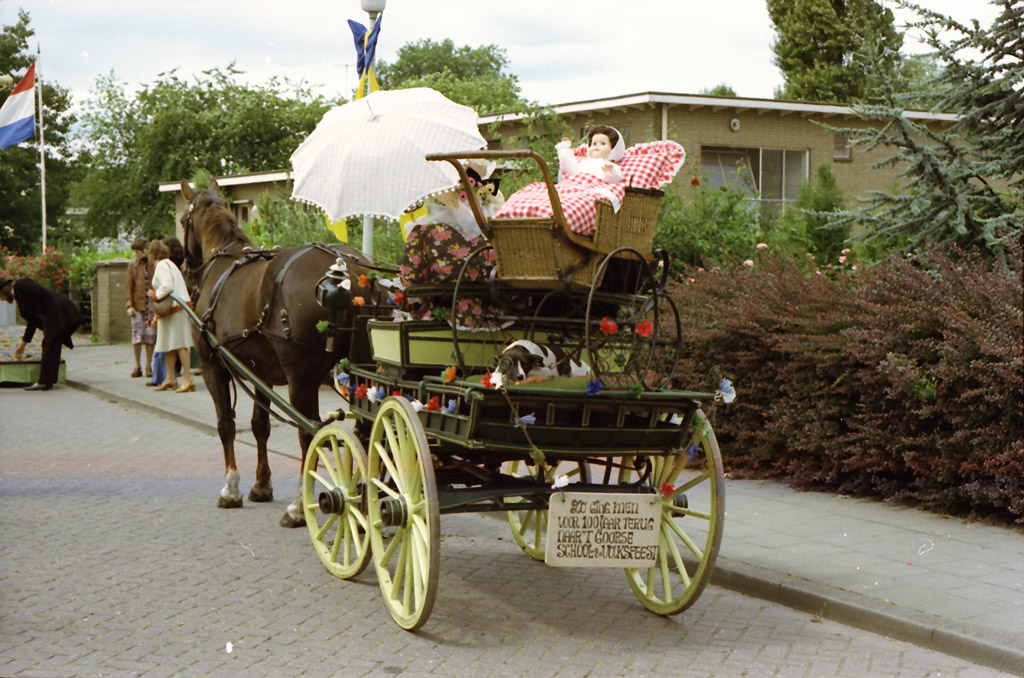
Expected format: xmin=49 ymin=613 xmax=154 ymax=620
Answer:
xmin=367 ymin=398 xmax=440 ymax=630
xmin=451 ymin=243 xmax=509 ymax=374
xmin=301 ymin=423 xmax=371 ymax=579
xmin=624 ymin=409 xmax=725 ymax=615
xmin=505 ymin=459 xmax=590 ymax=561
xmin=585 ymin=247 xmax=665 ymax=391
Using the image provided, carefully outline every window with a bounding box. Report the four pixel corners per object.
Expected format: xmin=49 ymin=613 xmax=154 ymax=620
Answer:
xmin=700 ymin=146 xmax=808 ymax=215
xmin=833 ymin=133 xmax=851 ymax=162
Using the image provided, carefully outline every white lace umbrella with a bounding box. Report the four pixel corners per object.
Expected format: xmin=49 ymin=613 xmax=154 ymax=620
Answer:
xmin=290 ymin=87 xmax=487 ymax=221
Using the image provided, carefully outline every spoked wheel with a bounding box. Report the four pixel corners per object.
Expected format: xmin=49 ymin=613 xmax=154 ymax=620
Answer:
xmin=301 ymin=423 xmax=371 ymax=579
xmin=505 ymin=459 xmax=590 ymax=560
xmin=367 ymin=398 xmax=440 ymax=630
xmin=624 ymin=409 xmax=725 ymax=615
xmin=585 ymin=247 xmax=665 ymax=391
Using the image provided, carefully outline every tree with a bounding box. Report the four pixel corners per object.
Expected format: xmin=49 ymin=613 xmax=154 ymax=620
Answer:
xmin=826 ymin=0 xmax=1022 ymax=256
xmin=374 ymin=39 xmax=524 ymax=114
xmin=0 ymin=10 xmax=76 ymax=255
xmin=75 ymin=65 xmax=334 ymax=239
xmin=767 ymin=0 xmax=905 ymax=102
xmin=700 ymin=84 xmax=737 ymax=97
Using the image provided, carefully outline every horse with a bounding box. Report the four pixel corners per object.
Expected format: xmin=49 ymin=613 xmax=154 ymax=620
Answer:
xmin=180 ymin=179 xmax=378 ymax=527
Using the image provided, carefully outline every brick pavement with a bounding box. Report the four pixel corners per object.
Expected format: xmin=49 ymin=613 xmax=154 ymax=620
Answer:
xmin=0 ymin=384 xmax=1013 ymax=677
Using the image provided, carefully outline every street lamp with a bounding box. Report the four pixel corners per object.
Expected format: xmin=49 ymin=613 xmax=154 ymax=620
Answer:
xmin=359 ymin=0 xmax=385 ymax=257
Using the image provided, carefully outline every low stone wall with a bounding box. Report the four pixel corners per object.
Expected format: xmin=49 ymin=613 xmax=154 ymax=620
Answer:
xmin=93 ymin=259 xmax=131 ymax=344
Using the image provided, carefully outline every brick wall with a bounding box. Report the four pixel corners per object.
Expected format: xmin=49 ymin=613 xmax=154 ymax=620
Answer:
xmin=93 ymin=259 xmax=131 ymax=344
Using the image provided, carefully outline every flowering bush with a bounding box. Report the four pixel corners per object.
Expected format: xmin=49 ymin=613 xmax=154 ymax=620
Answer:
xmin=1 ymin=247 xmax=70 ymax=293
xmin=663 ymin=243 xmax=1023 ymax=524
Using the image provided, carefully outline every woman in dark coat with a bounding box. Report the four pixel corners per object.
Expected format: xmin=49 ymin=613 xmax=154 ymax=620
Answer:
xmin=0 ymin=277 xmax=84 ymax=391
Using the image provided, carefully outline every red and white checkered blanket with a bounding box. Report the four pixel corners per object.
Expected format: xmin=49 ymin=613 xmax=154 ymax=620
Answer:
xmin=495 ymin=140 xmax=686 ymax=236
xmin=494 ymin=172 xmax=625 ymax=236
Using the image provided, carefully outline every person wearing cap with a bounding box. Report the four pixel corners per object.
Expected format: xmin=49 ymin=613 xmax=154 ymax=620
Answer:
xmin=126 ymin=237 xmax=156 ymax=379
xmin=0 ymin=276 xmax=84 ymax=391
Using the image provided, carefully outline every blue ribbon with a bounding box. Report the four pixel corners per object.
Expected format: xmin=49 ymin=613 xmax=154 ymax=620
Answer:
xmin=348 ymin=16 xmax=382 ymax=79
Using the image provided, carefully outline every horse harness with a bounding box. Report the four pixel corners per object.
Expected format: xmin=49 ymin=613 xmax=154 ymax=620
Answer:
xmin=195 ymin=242 xmax=359 ymax=355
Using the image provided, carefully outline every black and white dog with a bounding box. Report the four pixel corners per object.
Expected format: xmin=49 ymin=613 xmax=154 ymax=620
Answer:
xmin=499 ymin=339 xmax=591 ymax=383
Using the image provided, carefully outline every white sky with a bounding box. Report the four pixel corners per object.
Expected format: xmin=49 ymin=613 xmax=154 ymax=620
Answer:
xmin=1 ymin=0 xmax=1005 ymax=115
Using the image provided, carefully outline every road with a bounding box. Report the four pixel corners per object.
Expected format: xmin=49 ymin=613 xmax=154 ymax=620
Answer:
xmin=0 ymin=386 xmax=1007 ymax=677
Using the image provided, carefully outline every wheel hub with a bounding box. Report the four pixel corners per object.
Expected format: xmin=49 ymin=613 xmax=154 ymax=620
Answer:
xmin=379 ymin=496 xmax=408 ymax=528
xmin=318 ymin=489 xmax=346 ymax=515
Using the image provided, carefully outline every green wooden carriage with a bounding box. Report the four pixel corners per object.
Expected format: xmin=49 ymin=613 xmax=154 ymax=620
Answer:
xmin=175 ymin=148 xmax=726 ymax=631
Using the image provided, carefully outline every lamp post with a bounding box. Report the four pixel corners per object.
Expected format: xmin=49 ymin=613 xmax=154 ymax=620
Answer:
xmin=359 ymin=0 xmax=385 ymax=257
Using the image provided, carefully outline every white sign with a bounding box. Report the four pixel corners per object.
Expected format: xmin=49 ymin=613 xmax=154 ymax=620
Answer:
xmin=545 ymin=492 xmax=662 ymax=568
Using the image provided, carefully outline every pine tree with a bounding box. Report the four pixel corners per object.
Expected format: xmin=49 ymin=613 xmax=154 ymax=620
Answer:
xmin=827 ymin=0 xmax=1022 ymax=255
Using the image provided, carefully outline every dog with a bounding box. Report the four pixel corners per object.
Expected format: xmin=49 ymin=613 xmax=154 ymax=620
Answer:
xmin=498 ymin=339 xmax=591 ymax=384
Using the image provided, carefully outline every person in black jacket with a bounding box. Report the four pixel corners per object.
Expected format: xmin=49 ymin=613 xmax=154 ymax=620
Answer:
xmin=0 ymin=277 xmax=84 ymax=391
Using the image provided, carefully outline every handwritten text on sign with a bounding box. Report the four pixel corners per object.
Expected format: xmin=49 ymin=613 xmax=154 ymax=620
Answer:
xmin=545 ymin=493 xmax=661 ymax=568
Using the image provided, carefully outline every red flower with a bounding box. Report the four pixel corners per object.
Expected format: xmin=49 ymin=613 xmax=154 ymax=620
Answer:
xmin=481 ymin=373 xmax=494 ymax=389
xmin=354 ymin=384 xmax=368 ymax=399
xmin=690 ymin=175 xmax=700 ymax=187
xmin=392 ymin=390 xmax=402 ymax=397
xmin=661 ymin=482 xmax=675 ymax=499
xmin=426 ymin=396 xmax=440 ymax=411
xmin=393 ymin=290 xmax=406 ymax=305
xmin=635 ymin=320 xmax=654 ymax=338
xmin=600 ymin=317 xmax=618 ymax=336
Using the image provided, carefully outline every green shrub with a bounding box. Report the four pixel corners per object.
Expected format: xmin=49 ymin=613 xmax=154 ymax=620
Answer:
xmin=666 ymin=243 xmax=1023 ymax=524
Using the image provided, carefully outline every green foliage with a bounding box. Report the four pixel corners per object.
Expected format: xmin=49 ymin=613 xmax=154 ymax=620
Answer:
xmin=0 ymin=10 xmax=77 ymax=255
xmin=699 ymin=84 xmax=738 ymax=97
xmin=825 ymin=3 xmax=1022 ymax=257
xmin=792 ymin=163 xmax=847 ymax=264
xmin=0 ymin=247 xmax=69 ymax=292
xmin=654 ymin=180 xmax=760 ymax=269
xmin=767 ymin=0 xmax=905 ymax=102
xmin=666 ymin=242 xmax=1024 ymax=524
xmin=246 ymin=191 xmax=405 ymax=266
xmin=75 ymin=65 xmax=335 ymax=240
xmin=375 ymin=39 xmax=524 ymax=114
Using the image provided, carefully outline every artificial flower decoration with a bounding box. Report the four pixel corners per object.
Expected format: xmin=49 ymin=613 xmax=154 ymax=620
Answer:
xmin=719 ymin=378 xmax=736 ymax=404
xmin=338 ymin=358 xmax=350 ymax=370
xmin=347 ymin=385 xmax=357 ymax=397
xmin=585 ymin=379 xmax=603 ymax=396
xmin=411 ymin=399 xmax=425 ymax=412
xmin=392 ymin=390 xmax=402 ymax=397
xmin=393 ymin=290 xmax=406 ymax=305
xmin=352 ymin=296 xmax=365 ymax=306
xmin=442 ymin=399 xmax=458 ymax=414
xmin=336 ymin=373 xmax=350 ymax=388
xmin=686 ymin=442 xmax=702 ymax=462
xmin=481 ymin=373 xmax=493 ymax=389
xmin=316 ymin=320 xmax=330 ymax=333
xmin=635 ymin=320 xmax=654 ymax=338
xmin=357 ymin=274 xmax=370 ymax=287
xmin=529 ymin=447 xmax=546 ymax=467
xmin=481 ymin=370 xmax=503 ymax=390
xmin=629 ymin=382 xmax=644 ymax=397
xmin=426 ymin=396 xmax=440 ymax=411
xmin=367 ymin=385 xmax=380 ymax=403
xmin=443 ymin=365 xmax=457 ymax=383
xmin=354 ymin=384 xmax=368 ymax=399
xmin=514 ymin=412 xmax=537 ymax=428
xmin=600 ymin=317 xmax=619 ymax=336
xmin=552 ymin=475 xmax=570 ymax=489
xmin=661 ymin=482 xmax=676 ymax=499
xmin=667 ymin=413 xmax=683 ymax=426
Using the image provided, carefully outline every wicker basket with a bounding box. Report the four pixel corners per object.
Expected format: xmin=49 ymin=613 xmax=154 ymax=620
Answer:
xmin=593 ymin=187 xmax=664 ymax=257
xmin=487 ymin=187 xmax=663 ymax=289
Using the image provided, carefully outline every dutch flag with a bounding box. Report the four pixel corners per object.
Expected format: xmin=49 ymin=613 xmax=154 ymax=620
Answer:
xmin=0 ymin=63 xmax=35 ymax=150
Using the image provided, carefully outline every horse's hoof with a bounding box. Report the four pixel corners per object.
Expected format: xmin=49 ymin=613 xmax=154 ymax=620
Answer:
xmin=279 ymin=513 xmax=306 ymax=528
xmin=217 ymin=496 xmax=243 ymax=509
xmin=248 ymin=486 xmax=273 ymax=503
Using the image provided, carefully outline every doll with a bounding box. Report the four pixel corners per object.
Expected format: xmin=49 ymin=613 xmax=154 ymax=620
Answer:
xmin=555 ymin=125 xmax=625 ymax=184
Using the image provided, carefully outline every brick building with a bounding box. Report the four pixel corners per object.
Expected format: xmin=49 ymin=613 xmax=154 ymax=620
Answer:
xmin=480 ymin=91 xmax=955 ymax=214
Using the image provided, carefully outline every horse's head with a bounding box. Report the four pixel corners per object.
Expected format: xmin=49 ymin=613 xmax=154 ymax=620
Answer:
xmin=180 ymin=179 xmax=252 ymax=270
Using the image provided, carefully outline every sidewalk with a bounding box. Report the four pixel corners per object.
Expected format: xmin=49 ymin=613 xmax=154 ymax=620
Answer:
xmin=53 ymin=341 xmax=1024 ymax=676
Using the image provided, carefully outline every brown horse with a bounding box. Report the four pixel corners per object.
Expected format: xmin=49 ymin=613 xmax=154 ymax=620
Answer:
xmin=180 ymin=179 xmax=377 ymax=527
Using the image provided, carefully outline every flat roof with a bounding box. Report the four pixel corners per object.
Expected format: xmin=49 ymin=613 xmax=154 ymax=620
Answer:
xmin=158 ymin=170 xmax=290 ymax=193
xmin=479 ymin=91 xmax=957 ymax=124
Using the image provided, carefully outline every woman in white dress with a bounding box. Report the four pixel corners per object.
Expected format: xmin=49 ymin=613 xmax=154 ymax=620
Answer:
xmin=146 ymin=239 xmax=195 ymax=392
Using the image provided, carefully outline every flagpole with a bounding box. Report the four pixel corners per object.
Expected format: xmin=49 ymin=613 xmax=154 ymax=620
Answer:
xmin=37 ymin=44 xmax=47 ymax=253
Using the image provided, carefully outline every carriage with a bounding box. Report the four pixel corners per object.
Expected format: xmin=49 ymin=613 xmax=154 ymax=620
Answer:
xmin=175 ymin=148 xmax=726 ymax=631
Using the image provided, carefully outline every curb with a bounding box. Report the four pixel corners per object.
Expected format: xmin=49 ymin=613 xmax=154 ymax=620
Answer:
xmin=711 ymin=558 xmax=1024 ymax=677
xmin=66 ymin=377 xmax=1024 ymax=677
